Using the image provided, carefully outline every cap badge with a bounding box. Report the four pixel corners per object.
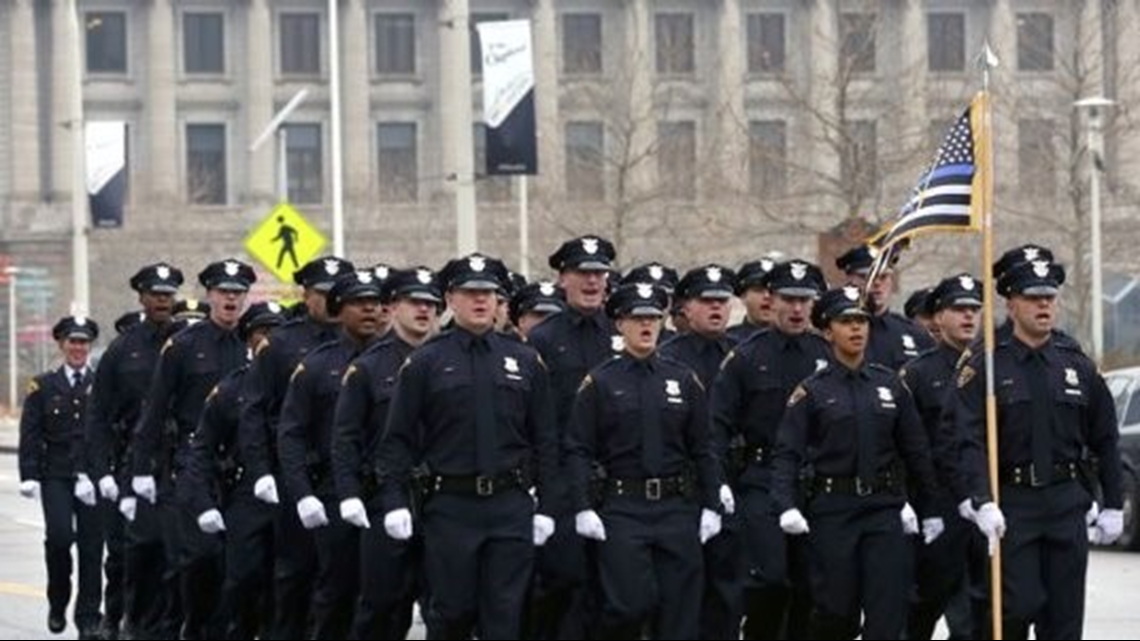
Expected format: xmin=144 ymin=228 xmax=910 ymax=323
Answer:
xmin=324 ymin=259 xmax=342 ymax=276
xmin=959 ymin=275 xmax=976 ymax=291
xmin=416 ymin=269 xmax=433 ymax=285
xmin=1023 ymin=247 xmax=1041 ymax=262
xmin=649 ymin=265 xmax=664 ymax=281
xmin=374 ymin=265 xmax=391 ymax=280
xmin=1032 ymin=261 xmax=1051 ymax=278
xmin=156 ymin=265 xmax=171 ymax=280
xmin=224 ymin=261 xmax=241 ymax=277
xmin=357 ymin=272 xmax=375 ymax=284
xmin=539 ymin=282 xmax=556 ymax=296
xmin=843 ymin=286 xmax=860 ymax=301
xmin=582 ymin=238 xmax=600 ymax=255
xmin=791 ymin=262 xmax=808 ymax=280
xmin=470 ymin=256 xmax=487 ymax=272
xmin=636 ymin=283 xmax=654 ymax=299
xmin=760 ymin=259 xmax=775 ymax=272
xmin=267 ymin=302 xmax=282 ymax=313
xmin=75 ymin=316 xmax=88 ymax=327
xmin=707 ymin=267 xmax=722 ymax=282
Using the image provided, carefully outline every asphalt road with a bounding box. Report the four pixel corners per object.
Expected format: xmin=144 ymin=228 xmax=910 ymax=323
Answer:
xmin=1 ymin=455 xmax=1138 ymax=639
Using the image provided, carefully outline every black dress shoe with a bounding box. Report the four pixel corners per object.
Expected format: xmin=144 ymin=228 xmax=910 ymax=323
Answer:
xmin=47 ymin=610 xmax=66 ymax=634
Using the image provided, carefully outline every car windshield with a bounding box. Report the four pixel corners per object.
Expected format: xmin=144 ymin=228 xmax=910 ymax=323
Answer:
xmin=1105 ymin=374 xmax=1135 ymax=426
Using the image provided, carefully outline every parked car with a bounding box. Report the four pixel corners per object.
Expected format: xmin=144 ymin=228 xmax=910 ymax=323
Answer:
xmin=1104 ymin=366 xmax=1140 ymax=550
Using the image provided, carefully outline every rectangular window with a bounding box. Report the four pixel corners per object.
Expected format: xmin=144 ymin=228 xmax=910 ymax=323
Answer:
xmin=375 ymin=13 xmax=415 ymax=75
xmin=747 ymin=13 xmax=785 ymax=73
xmin=471 ymin=13 xmax=510 ymax=76
xmin=1017 ymin=13 xmax=1054 ymax=71
xmin=377 ymin=123 xmax=418 ymax=203
xmin=927 ymin=12 xmax=965 ymax=72
xmin=655 ymin=13 xmax=695 ymax=74
xmin=562 ymin=13 xmax=603 ymax=75
xmin=184 ymin=13 xmax=224 ymax=74
xmin=749 ymin=120 xmax=787 ymax=197
xmin=658 ymin=121 xmax=696 ymax=200
xmin=1019 ymin=119 xmax=1055 ymax=191
xmin=842 ymin=120 xmax=878 ymax=199
xmin=474 ymin=124 xmax=512 ymax=202
xmin=565 ymin=122 xmax=605 ymax=200
xmin=280 ymin=13 xmax=321 ymax=75
xmin=186 ymin=124 xmax=226 ymax=205
xmin=85 ymin=12 xmax=128 ymax=74
xmin=285 ymin=124 xmax=323 ymax=204
xmin=839 ymin=12 xmax=876 ymax=74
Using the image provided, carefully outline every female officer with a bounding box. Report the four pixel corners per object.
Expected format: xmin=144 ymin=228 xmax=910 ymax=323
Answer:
xmin=566 ymin=282 xmax=725 ymax=640
xmin=771 ymin=286 xmax=938 ymax=639
xmin=18 ymin=316 xmax=103 ymax=639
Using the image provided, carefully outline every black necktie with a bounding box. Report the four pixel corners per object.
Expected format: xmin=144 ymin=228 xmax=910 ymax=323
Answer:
xmin=851 ymin=373 xmax=876 ymax=488
xmin=471 ymin=336 xmax=498 ymax=475
xmin=71 ymin=370 xmax=83 ymax=389
xmin=638 ymin=363 xmax=664 ymax=475
xmin=1024 ymin=351 xmax=1053 ymax=484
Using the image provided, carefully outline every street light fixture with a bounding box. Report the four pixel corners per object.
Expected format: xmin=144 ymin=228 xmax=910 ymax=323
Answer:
xmin=1074 ymin=96 xmax=1115 ymax=363
xmin=4 ymin=265 xmax=20 ymax=412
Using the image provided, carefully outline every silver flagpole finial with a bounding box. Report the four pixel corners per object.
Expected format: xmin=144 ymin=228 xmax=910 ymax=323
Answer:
xmin=976 ymin=41 xmax=1000 ymax=71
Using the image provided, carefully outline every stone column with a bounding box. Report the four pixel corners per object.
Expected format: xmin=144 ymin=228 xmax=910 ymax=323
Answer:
xmin=438 ymin=0 xmax=477 ymax=253
xmin=246 ymin=0 xmax=274 ymax=204
xmin=531 ymin=0 xmax=562 ymax=195
xmin=714 ymin=0 xmax=747 ymax=195
xmin=891 ymin=0 xmax=926 ymax=196
xmin=10 ymin=0 xmax=41 ymax=200
xmin=807 ymin=0 xmax=840 ymax=215
xmin=51 ymin=0 xmax=77 ymax=201
xmin=340 ymin=0 xmax=372 ymax=206
xmin=147 ymin=0 xmax=178 ymax=205
xmin=624 ymin=0 xmax=654 ymax=195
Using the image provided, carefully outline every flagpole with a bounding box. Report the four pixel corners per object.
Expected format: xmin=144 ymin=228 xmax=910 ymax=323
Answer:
xmin=68 ymin=0 xmax=89 ymax=316
xmin=976 ymin=42 xmax=1003 ymax=641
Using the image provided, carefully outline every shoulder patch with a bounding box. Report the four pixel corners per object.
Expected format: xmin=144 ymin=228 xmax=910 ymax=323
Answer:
xmin=160 ymin=338 xmax=175 ymax=356
xmin=205 ymin=385 xmax=220 ymax=404
xmin=787 ymin=385 xmax=807 ymax=407
xmin=341 ymin=364 xmax=357 ymax=386
xmin=26 ymin=379 xmax=39 ymax=395
xmin=956 ymin=347 xmax=973 ymax=370
xmin=289 ymin=363 xmax=306 ymax=384
xmin=577 ymin=374 xmax=593 ymax=393
xmin=255 ymin=339 xmax=271 ymax=357
xmin=957 ymin=364 xmax=976 ymax=389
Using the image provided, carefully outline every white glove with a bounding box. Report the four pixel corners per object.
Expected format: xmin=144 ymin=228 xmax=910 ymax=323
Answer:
xmin=131 ymin=476 xmax=157 ymax=504
xmin=700 ymin=508 xmax=723 ymax=544
xmin=383 ymin=508 xmax=414 ymax=541
xmin=900 ymin=503 xmax=919 ymax=535
xmin=296 ymin=495 xmax=328 ymax=530
xmin=339 ymin=498 xmax=371 ymax=529
xmin=575 ymin=510 xmax=607 ymax=541
xmin=957 ymin=498 xmax=977 ymax=523
xmin=98 ymin=475 xmax=119 ymax=502
xmin=719 ymin=484 xmax=736 ymax=515
xmin=922 ymin=517 xmax=945 ymax=545
xmin=197 ymin=509 xmax=226 ymax=534
xmin=253 ymin=475 xmax=280 ymax=505
xmin=74 ymin=474 xmax=97 ymax=507
xmin=119 ymin=497 xmax=137 ymax=522
xmin=533 ymin=514 xmax=556 ymax=546
xmin=779 ymin=508 xmax=810 ymax=535
xmin=18 ymin=480 xmax=40 ymax=500
xmin=1089 ymin=509 xmax=1124 ymax=546
xmin=974 ymin=502 xmax=1006 ymax=556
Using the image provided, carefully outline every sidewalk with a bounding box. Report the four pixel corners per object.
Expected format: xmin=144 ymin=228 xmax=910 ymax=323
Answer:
xmin=0 ymin=416 xmax=17 ymax=454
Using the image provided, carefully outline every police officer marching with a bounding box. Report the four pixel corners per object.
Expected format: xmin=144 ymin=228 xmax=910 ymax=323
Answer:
xmin=727 ymin=256 xmax=781 ymax=343
xmin=130 ymin=258 xmax=256 ymax=640
xmin=566 ymin=282 xmax=725 ymax=640
xmin=378 ymin=253 xmax=559 ymax=640
xmin=508 ymin=280 xmax=566 ymax=341
xmin=621 ymin=263 xmax=680 ymax=343
xmin=953 ymin=247 xmax=1123 ymax=640
xmin=87 ymin=262 xmax=185 ymax=640
xmin=773 ymin=286 xmax=939 ymax=639
xmin=277 ymin=270 xmax=388 ymax=640
xmin=331 ymin=267 xmax=443 ymax=640
xmin=712 ymin=259 xmax=831 ymax=640
xmin=19 ymin=316 xmax=102 ymax=639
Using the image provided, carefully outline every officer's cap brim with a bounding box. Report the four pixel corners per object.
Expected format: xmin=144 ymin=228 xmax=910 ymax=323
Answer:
xmin=1017 ymin=285 xmax=1059 ymax=297
xmin=773 ymin=286 xmax=820 ymax=299
xmin=452 ymin=279 xmax=501 ymax=291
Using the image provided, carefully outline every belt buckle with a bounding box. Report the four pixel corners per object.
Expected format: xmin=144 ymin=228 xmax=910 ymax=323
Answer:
xmin=476 ymin=476 xmax=495 ymax=496
xmin=855 ymin=477 xmax=872 ymax=497
xmin=645 ymin=478 xmax=662 ymax=501
xmin=1029 ymin=464 xmax=1045 ymax=488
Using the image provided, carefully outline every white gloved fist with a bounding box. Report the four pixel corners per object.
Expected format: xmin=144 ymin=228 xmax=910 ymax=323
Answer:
xmin=74 ymin=474 xmax=97 ymax=507
xmin=958 ymin=498 xmax=977 ymax=523
xmin=339 ymin=498 xmax=371 ymax=529
xmin=533 ymin=514 xmax=556 ymax=546
xmin=383 ymin=508 xmax=414 ymax=541
xmin=575 ymin=510 xmax=607 ymax=541
xmin=1089 ymin=509 xmax=1124 ymax=546
xmin=131 ymin=476 xmax=157 ymax=504
xmin=18 ymin=480 xmax=40 ymax=500
xmin=779 ymin=508 xmax=810 ymax=535
xmin=253 ymin=475 xmax=280 ymax=505
xmin=900 ymin=502 xmax=919 ymax=535
xmin=719 ymin=484 xmax=736 ymax=515
xmin=296 ymin=496 xmax=328 ymax=530
xmin=974 ymin=502 xmax=1006 ymax=556
xmin=119 ymin=497 xmax=137 ymax=522
xmin=98 ymin=475 xmax=119 ymax=502
xmin=700 ymin=508 xmax=723 ymax=544
xmin=922 ymin=517 xmax=945 ymax=545
xmin=197 ymin=509 xmax=226 ymax=534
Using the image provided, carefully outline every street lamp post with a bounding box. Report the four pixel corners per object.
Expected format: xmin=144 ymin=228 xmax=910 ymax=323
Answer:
xmin=4 ymin=266 xmax=20 ymax=412
xmin=1075 ymin=96 xmax=1114 ymax=363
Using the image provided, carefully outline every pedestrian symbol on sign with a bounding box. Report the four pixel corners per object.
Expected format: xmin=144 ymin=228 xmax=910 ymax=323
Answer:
xmin=273 ymin=216 xmax=300 ymax=270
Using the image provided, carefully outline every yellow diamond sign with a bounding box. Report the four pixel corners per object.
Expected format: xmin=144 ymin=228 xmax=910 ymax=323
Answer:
xmin=245 ymin=202 xmax=328 ymax=284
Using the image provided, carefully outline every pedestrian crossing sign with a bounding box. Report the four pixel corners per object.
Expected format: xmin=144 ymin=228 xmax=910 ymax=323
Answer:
xmin=244 ymin=202 xmax=328 ymax=284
